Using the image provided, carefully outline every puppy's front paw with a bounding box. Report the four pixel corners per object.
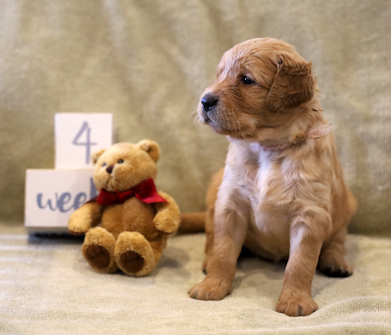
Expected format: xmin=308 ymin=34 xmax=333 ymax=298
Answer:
xmin=276 ymin=291 xmax=318 ymax=317
xmin=188 ymin=277 xmax=231 ymax=301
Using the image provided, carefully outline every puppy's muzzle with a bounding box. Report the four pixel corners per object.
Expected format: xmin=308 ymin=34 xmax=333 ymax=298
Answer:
xmin=201 ymin=93 xmax=218 ymax=113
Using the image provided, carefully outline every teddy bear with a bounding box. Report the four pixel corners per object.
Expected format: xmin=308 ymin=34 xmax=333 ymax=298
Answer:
xmin=68 ymin=140 xmax=181 ymax=277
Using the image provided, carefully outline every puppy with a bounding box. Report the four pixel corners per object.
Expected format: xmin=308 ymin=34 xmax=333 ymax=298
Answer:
xmin=188 ymin=38 xmax=357 ymax=317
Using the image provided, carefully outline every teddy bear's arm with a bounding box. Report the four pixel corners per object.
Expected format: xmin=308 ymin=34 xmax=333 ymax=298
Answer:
xmin=152 ymin=191 xmax=181 ymax=234
xmin=68 ymin=202 xmax=104 ymax=236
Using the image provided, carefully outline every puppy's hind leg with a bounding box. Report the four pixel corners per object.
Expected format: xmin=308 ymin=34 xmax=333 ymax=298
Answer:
xmin=318 ymin=227 xmax=352 ymax=277
xmin=318 ymin=190 xmax=356 ymax=278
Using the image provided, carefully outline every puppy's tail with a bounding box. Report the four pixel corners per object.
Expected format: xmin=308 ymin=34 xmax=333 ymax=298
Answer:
xmin=178 ymin=213 xmax=206 ymax=234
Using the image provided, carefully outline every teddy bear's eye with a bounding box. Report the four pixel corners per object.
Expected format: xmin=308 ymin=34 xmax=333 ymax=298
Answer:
xmin=117 ymin=159 xmax=124 ymax=164
xmin=102 ymin=163 xmax=107 ymax=167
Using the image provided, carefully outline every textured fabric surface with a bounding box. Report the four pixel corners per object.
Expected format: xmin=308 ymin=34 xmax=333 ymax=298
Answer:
xmin=0 ymin=0 xmax=390 ymax=234
xmin=0 ymin=224 xmax=390 ymax=334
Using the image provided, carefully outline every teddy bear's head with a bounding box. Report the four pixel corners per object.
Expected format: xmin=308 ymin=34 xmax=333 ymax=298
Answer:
xmin=91 ymin=140 xmax=161 ymax=192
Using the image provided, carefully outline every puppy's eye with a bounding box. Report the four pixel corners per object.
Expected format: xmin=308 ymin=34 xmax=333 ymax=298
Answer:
xmin=117 ymin=159 xmax=124 ymax=164
xmin=102 ymin=163 xmax=107 ymax=167
xmin=242 ymin=76 xmax=255 ymax=85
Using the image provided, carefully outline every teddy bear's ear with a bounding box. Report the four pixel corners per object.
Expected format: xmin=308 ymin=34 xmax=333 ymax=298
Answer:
xmin=91 ymin=149 xmax=105 ymax=165
xmin=137 ymin=140 xmax=161 ymax=163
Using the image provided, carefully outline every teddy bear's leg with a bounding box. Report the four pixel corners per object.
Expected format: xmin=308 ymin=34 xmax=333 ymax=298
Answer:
xmin=82 ymin=227 xmax=118 ymax=274
xmin=114 ymin=232 xmax=165 ymax=277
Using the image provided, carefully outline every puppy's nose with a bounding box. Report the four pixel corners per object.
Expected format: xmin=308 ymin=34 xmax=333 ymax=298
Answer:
xmin=201 ymin=94 xmax=218 ymax=112
xmin=106 ymin=165 xmax=114 ymax=174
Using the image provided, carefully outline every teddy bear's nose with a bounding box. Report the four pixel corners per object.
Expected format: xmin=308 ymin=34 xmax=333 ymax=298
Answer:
xmin=106 ymin=165 xmax=114 ymax=174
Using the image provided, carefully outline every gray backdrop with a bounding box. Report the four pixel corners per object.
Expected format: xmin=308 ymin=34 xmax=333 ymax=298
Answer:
xmin=0 ymin=0 xmax=390 ymax=235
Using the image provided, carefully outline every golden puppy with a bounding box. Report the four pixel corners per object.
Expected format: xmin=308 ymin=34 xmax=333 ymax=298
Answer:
xmin=188 ymin=38 xmax=357 ymax=317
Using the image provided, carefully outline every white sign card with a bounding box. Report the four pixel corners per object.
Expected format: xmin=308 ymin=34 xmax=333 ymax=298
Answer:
xmin=25 ymin=170 xmax=97 ymax=233
xmin=55 ymin=113 xmax=113 ymax=169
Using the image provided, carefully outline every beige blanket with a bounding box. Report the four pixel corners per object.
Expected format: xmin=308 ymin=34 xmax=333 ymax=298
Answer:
xmin=0 ymin=224 xmax=390 ymax=334
xmin=0 ymin=0 xmax=390 ymax=235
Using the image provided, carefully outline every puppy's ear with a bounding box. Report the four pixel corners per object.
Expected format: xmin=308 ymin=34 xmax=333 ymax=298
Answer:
xmin=91 ymin=149 xmax=105 ymax=165
xmin=267 ymin=55 xmax=316 ymax=112
xmin=137 ymin=139 xmax=161 ymax=163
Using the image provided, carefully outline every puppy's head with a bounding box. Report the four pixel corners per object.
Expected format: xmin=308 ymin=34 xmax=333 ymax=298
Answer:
xmin=197 ymin=38 xmax=316 ymax=143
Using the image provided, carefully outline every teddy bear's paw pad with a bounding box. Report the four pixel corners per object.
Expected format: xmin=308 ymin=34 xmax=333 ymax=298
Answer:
xmin=115 ymin=232 xmax=155 ymax=276
xmin=84 ymin=245 xmax=111 ymax=269
xmin=119 ymin=251 xmax=145 ymax=274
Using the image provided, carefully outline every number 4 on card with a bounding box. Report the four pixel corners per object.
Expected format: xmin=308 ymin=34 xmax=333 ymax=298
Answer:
xmin=72 ymin=121 xmax=98 ymax=164
xmin=55 ymin=113 xmax=113 ymax=169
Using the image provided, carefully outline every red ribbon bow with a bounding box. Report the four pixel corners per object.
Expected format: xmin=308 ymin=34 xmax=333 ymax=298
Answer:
xmin=96 ymin=178 xmax=167 ymax=206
